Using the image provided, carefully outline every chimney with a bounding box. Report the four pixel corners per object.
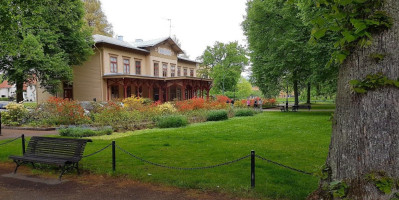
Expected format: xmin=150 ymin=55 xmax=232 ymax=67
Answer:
xmin=135 ymin=39 xmax=143 ymax=43
xmin=117 ymin=35 xmax=124 ymax=41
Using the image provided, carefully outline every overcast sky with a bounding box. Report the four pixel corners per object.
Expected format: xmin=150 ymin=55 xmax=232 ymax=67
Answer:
xmin=100 ymin=0 xmax=248 ymax=60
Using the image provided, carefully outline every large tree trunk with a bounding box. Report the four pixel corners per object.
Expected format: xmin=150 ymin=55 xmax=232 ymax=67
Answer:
xmin=307 ymin=82 xmax=311 ymax=104
xmin=293 ymin=79 xmax=299 ymax=106
xmin=311 ymin=1 xmax=399 ymax=199
xmin=15 ymin=80 xmax=23 ymax=103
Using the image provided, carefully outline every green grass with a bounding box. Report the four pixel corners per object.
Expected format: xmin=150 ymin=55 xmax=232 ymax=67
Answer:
xmin=308 ymin=103 xmax=336 ymax=110
xmin=0 ymin=112 xmax=332 ymax=199
xmin=23 ymin=102 xmax=37 ymax=109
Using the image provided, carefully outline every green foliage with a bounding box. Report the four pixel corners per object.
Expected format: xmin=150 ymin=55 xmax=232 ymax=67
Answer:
xmin=316 ymin=164 xmax=331 ymax=180
xmin=366 ymin=172 xmax=394 ymax=194
xmin=206 ymin=110 xmax=228 ymax=121
xmin=59 ymin=127 xmax=113 ymax=137
xmin=243 ymin=0 xmax=337 ymax=99
xmin=370 ymin=53 xmax=386 ymax=62
xmin=310 ymin=0 xmax=393 ymax=64
xmin=234 ymin=109 xmax=255 ymax=117
xmin=329 ymin=180 xmax=349 ymax=198
xmin=0 ymin=0 xmax=94 ymax=101
xmin=1 ymin=102 xmax=29 ymax=126
xmin=83 ymin=0 xmax=113 ymax=36
xmin=156 ymin=115 xmax=188 ymax=128
xmin=349 ymin=72 xmax=399 ymax=94
xmin=198 ymin=42 xmax=248 ymax=94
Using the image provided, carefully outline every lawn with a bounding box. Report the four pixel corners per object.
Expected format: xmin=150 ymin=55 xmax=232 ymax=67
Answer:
xmin=0 ymin=112 xmax=332 ymax=199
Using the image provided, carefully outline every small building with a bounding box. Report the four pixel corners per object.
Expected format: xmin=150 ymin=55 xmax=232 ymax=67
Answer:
xmin=0 ymin=80 xmax=36 ymax=102
xmin=37 ymin=35 xmax=212 ymax=103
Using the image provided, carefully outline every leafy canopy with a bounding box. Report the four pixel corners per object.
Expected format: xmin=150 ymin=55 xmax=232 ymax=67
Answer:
xmin=198 ymin=41 xmax=248 ymax=94
xmin=0 ymin=0 xmax=94 ymax=98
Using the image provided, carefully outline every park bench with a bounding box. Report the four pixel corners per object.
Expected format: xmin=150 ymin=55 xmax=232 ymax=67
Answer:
xmin=9 ymin=137 xmax=92 ymax=180
xmin=292 ymin=104 xmax=311 ymax=112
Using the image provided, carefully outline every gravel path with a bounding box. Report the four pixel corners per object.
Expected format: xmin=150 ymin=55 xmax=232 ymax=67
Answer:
xmin=0 ymin=129 xmax=58 ymax=140
xmin=0 ymin=163 xmax=242 ymax=200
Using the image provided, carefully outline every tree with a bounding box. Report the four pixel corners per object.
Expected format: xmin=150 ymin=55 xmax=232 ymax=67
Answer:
xmin=198 ymin=42 xmax=248 ymax=94
xmin=243 ymin=0 xmax=337 ymax=104
xmin=302 ymin=0 xmax=399 ymax=198
xmin=0 ymin=0 xmax=94 ymax=102
xmin=83 ymin=0 xmax=113 ymax=37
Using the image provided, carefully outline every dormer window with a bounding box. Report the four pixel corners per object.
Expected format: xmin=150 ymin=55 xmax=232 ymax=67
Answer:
xmin=110 ymin=56 xmax=117 ymax=73
xmin=177 ymin=66 xmax=181 ymax=76
xmin=190 ymin=69 xmax=194 ymax=77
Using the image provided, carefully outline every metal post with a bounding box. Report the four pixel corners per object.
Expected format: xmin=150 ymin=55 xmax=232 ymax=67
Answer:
xmin=251 ymin=150 xmax=255 ymax=188
xmin=112 ymin=141 xmax=116 ymax=172
xmin=22 ymin=134 xmax=25 ymax=155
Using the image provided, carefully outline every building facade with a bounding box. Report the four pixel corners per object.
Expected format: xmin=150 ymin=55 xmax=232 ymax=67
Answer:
xmin=37 ymin=35 xmax=212 ymax=103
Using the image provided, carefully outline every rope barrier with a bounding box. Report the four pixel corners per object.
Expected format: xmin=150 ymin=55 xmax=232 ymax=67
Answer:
xmin=255 ymin=154 xmax=313 ymax=175
xmin=82 ymin=143 xmax=112 ymax=158
xmin=0 ymin=136 xmax=21 ymax=146
xmin=116 ymin=144 xmax=250 ymax=170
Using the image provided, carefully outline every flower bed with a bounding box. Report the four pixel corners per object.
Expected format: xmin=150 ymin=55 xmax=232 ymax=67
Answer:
xmin=2 ymin=95 xmax=266 ymax=134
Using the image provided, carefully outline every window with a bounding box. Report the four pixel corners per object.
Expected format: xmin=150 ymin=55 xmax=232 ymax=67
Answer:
xmin=183 ymin=68 xmax=188 ymax=76
xmin=170 ymin=64 xmax=176 ymax=77
xmin=123 ymin=59 xmax=130 ymax=74
xmin=135 ymin=60 xmax=141 ymax=75
xmin=190 ymin=69 xmax=194 ymax=77
xmin=154 ymin=62 xmax=159 ymax=76
xmin=177 ymin=66 xmax=181 ymax=76
xmin=110 ymin=56 xmax=117 ymax=73
xmin=162 ymin=63 xmax=168 ymax=77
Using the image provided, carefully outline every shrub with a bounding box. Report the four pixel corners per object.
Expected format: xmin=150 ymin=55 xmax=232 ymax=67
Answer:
xmin=206 ymin=110 xmax=228 ymax=121
xmin=157 ymin=102 xmax=177 ymax=115
xmin=59 ymin=127 xmax=113 ymax=137
xmin=31 ymin=97 xmax=90 ymax=126
xmin=2 ymin=102 xmax=28 ymax=126
xmin=235 ymin=109 xmax=255 ymax=117
xmin=157 ymin=115 xmax=188 ymax=128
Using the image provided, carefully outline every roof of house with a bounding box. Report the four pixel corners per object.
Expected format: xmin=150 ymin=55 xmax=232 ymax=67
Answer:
xmin=93 ymin=35 xmax=149 ymax=53
xmin=0 ymin=80 xmax=30 ymax=90
xmin=0 ymin=80 xmax=12 ymax=89
xmin=131 ymin=37 xmax=184 ymax=54
xmin=177 ymin=56 xmax=200 ymax=64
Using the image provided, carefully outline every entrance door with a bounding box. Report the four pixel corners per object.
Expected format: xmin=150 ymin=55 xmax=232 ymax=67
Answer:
xmin=63 ymin=83 xmax=73 ymax=100
xmin=153 ymin=87 xmax=159 ymax=101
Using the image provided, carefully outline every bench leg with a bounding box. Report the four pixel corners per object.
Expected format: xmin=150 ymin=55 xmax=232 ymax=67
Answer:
xmin=13 ymin=160 xmax=24 ymax=174
xmin=75 ymin=163 xmax=80 ymax=175
xmin=59 ymin=165 xmax=66 ymax=181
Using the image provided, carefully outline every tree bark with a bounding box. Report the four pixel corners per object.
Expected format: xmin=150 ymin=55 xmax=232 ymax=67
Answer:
xmin=16 ymin=80 xmax=23 ymax=103
xmin=293 ymin=79 xmax=299 ymax=106
xmin=313 ymin=1 xmax=399 ymax=199
xmin=307 ymin=82 xmax=311 ymax=104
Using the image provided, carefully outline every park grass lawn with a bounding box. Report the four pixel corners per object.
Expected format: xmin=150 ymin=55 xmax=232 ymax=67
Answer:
xmin=309 ymin=103 xmax=336 ymax=110
xmin=0 ymin=112 xmax=332 ymax=199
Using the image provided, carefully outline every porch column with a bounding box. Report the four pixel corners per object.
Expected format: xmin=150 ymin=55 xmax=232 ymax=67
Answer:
xmin=159 ymin=87 xmax=163 ymax=102
xmin=181 ymin=84 xmax=185 ymax=100
xmin=206 ymin=88 xmax=210 ymax=100
xmin=166 ymin=86 xmax=169 ymax=102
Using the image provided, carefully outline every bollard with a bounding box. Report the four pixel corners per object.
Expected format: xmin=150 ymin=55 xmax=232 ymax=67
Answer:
xmin=112 ymin=141 xmax=116 ymax=172
xmin=22 ymin=134 xmax=25 ymax=155
xmin=251 ymin=150 xmax=255 ymax=188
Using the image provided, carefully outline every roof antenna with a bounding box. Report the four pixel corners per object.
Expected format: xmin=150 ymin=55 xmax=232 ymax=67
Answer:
xmin=167 ymin=18 xmax=171 ymax=37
